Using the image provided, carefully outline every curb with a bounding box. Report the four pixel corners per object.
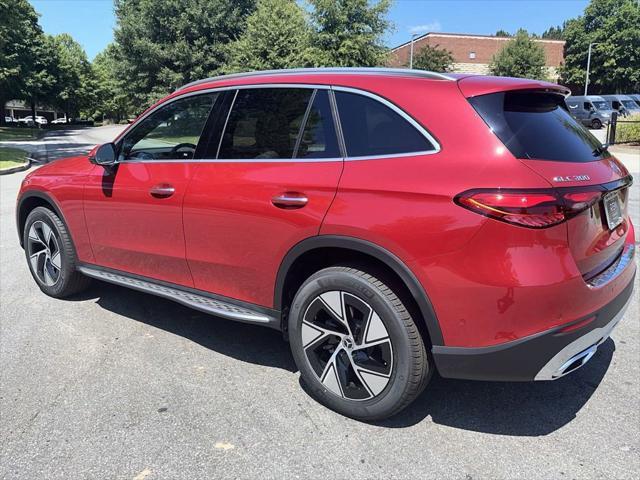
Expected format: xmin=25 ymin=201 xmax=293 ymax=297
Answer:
xmin=0 ymin=158 xmax=32 ymax=176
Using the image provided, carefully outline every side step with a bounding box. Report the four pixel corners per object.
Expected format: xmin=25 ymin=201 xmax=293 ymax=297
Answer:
xmin=77 ymin=265 xmax=279 ymax=328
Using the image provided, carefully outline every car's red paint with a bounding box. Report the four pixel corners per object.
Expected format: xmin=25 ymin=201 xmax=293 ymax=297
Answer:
xmin=83 ymin=162 xmax=197 ymax=286
xmin=18 ymin=70 xmax=635 ymax=355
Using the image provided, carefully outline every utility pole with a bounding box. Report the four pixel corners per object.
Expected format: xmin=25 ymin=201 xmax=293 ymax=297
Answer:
xmin=584 ymin=42 xmax=599 ymax=96
xmin=409 ymin=33 xmax=419 ymax=69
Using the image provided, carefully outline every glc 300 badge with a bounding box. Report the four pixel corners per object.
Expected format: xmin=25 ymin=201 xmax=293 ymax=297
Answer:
xmin=552 ymin=175 xmax=591 ymax=182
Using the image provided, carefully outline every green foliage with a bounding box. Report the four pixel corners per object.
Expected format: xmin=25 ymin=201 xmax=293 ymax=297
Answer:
xmin=489 ymin=29 xmax=547 ymax=80
xmin=495 ymin=30 xmax=511 ymax=37
xmin=91 ymin=44 xmax=132 ymax=121
xmin=542 ymin=25 xmax=564 ymax=40
xmin=0 ymin=0 xmax=49 ymax=123
xmin=52 ymin=34 xmax=95 ymax=118
xmin=560 ymin=0 xmax=640 ymax=94
xmin=410 ymin=44 xmax=454 ymax=72
xmin=114 ymin=0 xmax=256 ymax=113
xmin=307 ymin=0 xmax=392 ymax=67
xmin=226 ymin=0 xmax=312 ymax=72
xmin=615 ymin=113 xmax=640 ymax=144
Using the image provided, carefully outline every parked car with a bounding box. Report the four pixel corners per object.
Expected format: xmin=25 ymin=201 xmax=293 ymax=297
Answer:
xmin=4 ymin=116 xmax=17 ymax=124
xmin=51 ymin=117 xmax=68 ymax=124
xmin=601 ymin=94 xmax=640 ymax=117
xmin=628 ymin=94 xmax=640 ymax=108
xmin=16 ymin=68 xmax=635 ymax=420
xmin=19 ymin=115 xmax=48 ymax=126
xmin=565 ymin=95 xmax=613 ymax=129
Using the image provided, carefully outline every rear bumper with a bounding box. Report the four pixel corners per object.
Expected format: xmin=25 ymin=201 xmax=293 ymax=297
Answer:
xmin=433 ymin=272 xmax=634 ymax=381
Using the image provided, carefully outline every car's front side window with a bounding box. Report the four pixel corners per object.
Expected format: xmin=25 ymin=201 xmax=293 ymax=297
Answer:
xmin=120 ymin=93 xmax=217 ymax=161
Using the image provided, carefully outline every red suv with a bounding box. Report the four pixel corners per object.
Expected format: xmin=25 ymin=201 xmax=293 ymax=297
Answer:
xmin=17 ymin=68 xmax=635 ymax=420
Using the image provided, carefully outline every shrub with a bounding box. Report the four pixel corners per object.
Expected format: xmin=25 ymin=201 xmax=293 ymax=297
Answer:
xmin=615 ymin=113 xmax=640 ymax=144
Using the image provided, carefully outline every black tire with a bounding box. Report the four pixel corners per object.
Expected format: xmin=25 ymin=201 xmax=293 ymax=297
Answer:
xmin=591 ymin=118 xmax=602 ymax=129
xmin=23 ymin=206 xmax=91 ymax=298
xmin=288 ymin=266 xmax=431 ymax=421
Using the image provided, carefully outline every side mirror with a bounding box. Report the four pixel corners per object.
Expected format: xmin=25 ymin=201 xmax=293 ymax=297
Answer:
xmin=90 ymin=143 xmax=117 ymax=167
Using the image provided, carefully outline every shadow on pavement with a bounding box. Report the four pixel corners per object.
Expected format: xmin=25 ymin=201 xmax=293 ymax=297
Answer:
xmin=70 ymin=281 xmax=296 ymax=372
xmin=70 ymin=279 xmax=614 ymax=435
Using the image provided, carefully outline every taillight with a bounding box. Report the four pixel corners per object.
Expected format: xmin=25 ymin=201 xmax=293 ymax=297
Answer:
xmin=455 ymin=188 xmax=605 ymax=229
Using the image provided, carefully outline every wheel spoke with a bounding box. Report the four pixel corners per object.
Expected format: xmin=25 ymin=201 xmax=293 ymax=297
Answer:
xmin=50 ymin=251 xmax=61 ymax=270
xmin=43 ymin=264 xmax=56 ymax=286
xmin=28 ymin=224 xmax=46 ymax=248
xmin=318 ymin=291 xmax=352 ymax=335
xmin=319 ymin=347 xmax=344 ymax=397
xmin=29 ymin=250 xmax=46 ymax=274
xmin=361 ymin=310 xmax=389 ymax=346
xmin=41 ymin=222 xmax=53 ymax=248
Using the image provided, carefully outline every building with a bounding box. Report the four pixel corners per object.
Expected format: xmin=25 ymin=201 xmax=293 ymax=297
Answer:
xmin=388 ymin=32 xmax=565 ymax=80
xmin=4 ymin=100 xmax=65 ymax=122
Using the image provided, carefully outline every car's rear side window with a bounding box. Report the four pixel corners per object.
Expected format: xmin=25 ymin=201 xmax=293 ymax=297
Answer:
xmin=334 ymin=91 xmax=435 ymax=158
xmin=295 ymin=90 xmax=340 ymax=159
xmin=219 ymin=88 xmax=312 ymax=159
xmin=469 ymin=91 xmax=610 ymax=162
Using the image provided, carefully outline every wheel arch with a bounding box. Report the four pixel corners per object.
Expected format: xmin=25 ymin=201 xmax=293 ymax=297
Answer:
xmin=275 ymin=235 xmax=444 ymax=346
xmin=16 ymin=191 xmax=69 ymax=249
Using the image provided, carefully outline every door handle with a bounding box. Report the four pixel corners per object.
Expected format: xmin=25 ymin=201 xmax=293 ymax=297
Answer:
xmin=271 ymin=192 xmax=308 ymax=209
xmin=150 ymin=183 xmax=175 ymax=198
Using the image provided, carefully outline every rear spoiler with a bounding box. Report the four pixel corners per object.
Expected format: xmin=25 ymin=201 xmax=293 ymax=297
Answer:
xmin=457 ymin=75 xmax=571 ymax=98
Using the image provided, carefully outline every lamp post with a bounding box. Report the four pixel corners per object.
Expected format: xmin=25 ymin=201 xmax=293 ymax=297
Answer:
xmin=409 ymin=33 xmax=419 ymax=69
xmin=584 ymin=42 xmax=599 ymax=96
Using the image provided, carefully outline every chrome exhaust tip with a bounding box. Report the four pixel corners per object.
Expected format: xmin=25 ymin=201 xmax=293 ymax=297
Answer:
xmin=552 ymin=344 xmax=598 ymax=379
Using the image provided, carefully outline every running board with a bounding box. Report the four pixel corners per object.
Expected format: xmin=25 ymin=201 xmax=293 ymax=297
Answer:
xmin=77 ymin=266 xmax=278 ymax=328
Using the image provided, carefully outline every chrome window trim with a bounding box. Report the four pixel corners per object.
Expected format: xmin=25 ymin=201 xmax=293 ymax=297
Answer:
xmin=120 ymin=82 xmax=441 ymax=163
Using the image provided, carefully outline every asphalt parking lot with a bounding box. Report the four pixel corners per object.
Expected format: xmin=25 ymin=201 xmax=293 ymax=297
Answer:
xmin=1 ymin=128 xmax=639 ymax=479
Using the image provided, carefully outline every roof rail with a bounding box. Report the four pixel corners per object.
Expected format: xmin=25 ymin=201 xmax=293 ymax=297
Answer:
xmin=176 ymin=67 xmax=455 ymax=91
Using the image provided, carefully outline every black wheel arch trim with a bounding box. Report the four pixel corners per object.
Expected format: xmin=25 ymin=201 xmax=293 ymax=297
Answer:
xmin=275 ymin=235 xmax=444 ymax=346
xmin=16 ymin=190 xmax=70 ymax=249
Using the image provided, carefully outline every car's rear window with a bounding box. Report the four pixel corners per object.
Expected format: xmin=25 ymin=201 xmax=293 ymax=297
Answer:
xmin=469 ymin=91 xmax=611 ymax=162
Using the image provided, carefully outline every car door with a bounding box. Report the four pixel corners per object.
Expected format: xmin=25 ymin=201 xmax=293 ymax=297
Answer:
xmin=183 ymin=86 xmax=344 ymax=307
xmin=83 ymin=92 xmax=219 ymax=286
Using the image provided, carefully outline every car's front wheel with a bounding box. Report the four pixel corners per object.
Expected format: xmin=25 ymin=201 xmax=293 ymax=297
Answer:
xmin=23 ymin=206 xmax=91 ymax=298
xmin=288 ymin=266 xmax=431 ymax=420
xmin=591 ymin=118 xmax=603 ymax=129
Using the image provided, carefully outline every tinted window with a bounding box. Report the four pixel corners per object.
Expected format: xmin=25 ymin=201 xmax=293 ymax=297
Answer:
xmin=121 ymin=93 xmax=217 ymax=160
xmin=469 ymin=91 xmax=610 ymax=162
xmin=295 ymin=90 xmax=340 ymax=159
xmin=593 ymin=101 xmax=608 ymax=110
xmin=335 ymin=91 xmax=435 ymax=157
xmin=219 ymin=88 xmax=312 ymax=159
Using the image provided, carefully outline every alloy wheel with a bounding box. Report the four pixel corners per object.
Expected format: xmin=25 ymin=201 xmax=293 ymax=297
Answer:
xmin=27 ymin=220 xmax=61 ymax=287
xmin=301 ymin=291 xmax=394 ymax=401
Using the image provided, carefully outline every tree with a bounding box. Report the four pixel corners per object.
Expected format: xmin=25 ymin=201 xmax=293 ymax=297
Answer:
xmin=489 ymin=29 xmax=547 ymax=80
xmin=226 ymin=0 xmax=312 ymax=72
xmin=114 ymin=0 xmax=256 ymax=113
xmin=410 ymin=44 xmax=454 ymax=72
xmin=0 ymin=0 xmax=46 ymax=124
xmin=51 ymin=34 xmax=95 ymax=120
xmin=91 ymin=44 xmax=131 ymax=122
xmin=542 ymin=25 xmax=564 ymax=40
xmin=495 ymin=29 xmax=511 ymax=37
xmin=307 ymin=0 xmax=392 ymax=67
xmin=560 ymin=0 xmax=639 ymax=94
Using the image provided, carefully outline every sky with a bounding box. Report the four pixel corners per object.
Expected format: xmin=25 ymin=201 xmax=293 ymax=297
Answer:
xmin=30 ymin=0 xmax=590 ymax=61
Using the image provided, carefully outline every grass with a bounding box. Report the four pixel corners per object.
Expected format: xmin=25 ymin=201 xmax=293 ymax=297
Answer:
xmin=615 ymin=113 xmax=640 ymax=144
xmin=0 ymin=147 xmax=29 ymax=170
xmin=0 ymin=127 xmax=41 ymax=142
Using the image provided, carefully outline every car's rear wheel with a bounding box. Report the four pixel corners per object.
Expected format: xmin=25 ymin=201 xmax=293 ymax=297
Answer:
xmin=591 ymin=118 xmax=602 ymax=129
xmin=24 ymin=207 xmax=91 ymax=298
xmin=288 ymin=266 xmax=431 ymax=420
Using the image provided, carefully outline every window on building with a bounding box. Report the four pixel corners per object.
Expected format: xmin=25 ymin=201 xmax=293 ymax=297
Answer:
xmin=469 ymin=51 xmax=476 ymax=59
